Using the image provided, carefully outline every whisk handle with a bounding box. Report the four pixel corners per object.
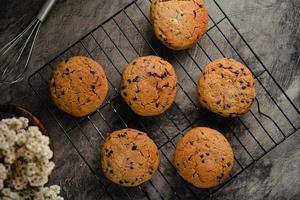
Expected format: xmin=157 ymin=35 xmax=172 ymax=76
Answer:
xmin=36 ymin=0 xmax=57 ymax=22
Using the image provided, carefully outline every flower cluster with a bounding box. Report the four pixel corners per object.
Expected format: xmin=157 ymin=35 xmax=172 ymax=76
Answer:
xmin=1 ymin=185 xmax=63 ymax=200
xmin=0 ymin=117 xmax=63 ymax=199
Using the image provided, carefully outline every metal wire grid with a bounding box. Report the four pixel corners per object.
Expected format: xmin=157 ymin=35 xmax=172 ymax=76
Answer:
xmin=27 ymin=0 xmax=300 ymax=199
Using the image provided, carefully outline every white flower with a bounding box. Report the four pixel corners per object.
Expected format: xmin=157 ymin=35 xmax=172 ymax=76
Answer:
xmin=0 ymin=117 xmax=57 ymax=192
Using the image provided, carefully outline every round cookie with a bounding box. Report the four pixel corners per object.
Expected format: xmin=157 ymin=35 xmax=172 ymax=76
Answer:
xmin=197 ymin=58 xmax=256 ymax=117
xmin=151 ymin=0 xmax=209 ymax=50
xmin=174 ymin=127 xmax=234 ymax=188
xmin=100 ymin=128 xmax=159 ymax=187
xmin=49 ymin=56 xmax=108 ymax=117
xmin=120 ymin=56 xmax=177 ymax=116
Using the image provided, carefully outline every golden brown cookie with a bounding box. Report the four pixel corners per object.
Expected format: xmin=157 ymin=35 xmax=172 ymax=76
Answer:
xmin=120 ymin=56 xmax=177 ymax=116
xmin=174 ymin=127 xmax=234 ymax=188
xmin=197 ymin=58 xmax=256 ymax=117
xmin=49 ymin=56 xmax=108 ymax=117
xmin=100 ymin=128 xmax=160 ymax=187
xmin=151 ymin=0 xmax=209 ymax=50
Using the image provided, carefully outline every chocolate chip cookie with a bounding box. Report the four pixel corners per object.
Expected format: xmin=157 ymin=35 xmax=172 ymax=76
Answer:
xmin=174 ymin=127 xmax=234 ymax=188
xmin=151 ymin=0 xmax=209 ymax=50
xmin=49 ymin=56 xmax=108 ymax=117
xmin=197 ymin=58 xmax=256 ymax=117
xmin=120 ymin=56 xmax=177 ymax=116
xmin=100 ymin=128 xmax=160 ymax=187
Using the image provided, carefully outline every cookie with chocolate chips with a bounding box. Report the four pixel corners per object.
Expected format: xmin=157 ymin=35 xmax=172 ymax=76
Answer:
xmin=197 ymin=58 xmax=256 ymax=117
xmin=49 ymin=56 xmax=108 ymax=117
xmin=151 ymin=0 xmax=209 ymax=50
xmin=120 ymin=56 xmax=177 ymax=116
xmin=100 ymin=128 xmax=160 ymax=187
xmin=174 ymin=127 xmax=234 ymax=188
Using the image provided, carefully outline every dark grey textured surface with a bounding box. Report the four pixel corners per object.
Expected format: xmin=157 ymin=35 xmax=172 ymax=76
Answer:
xmin=0 ymin=0 xmax=299 ymax=199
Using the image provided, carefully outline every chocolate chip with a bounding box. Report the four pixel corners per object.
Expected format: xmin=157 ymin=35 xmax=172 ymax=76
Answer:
xmin=212 ymin=69 xmax=216 ymax=71
xmin=123 ymin=92 xmax=127 ymax=96
xmin=149 ymin=171 xmax=153 ymax=175
xmin=131 ymin=145 xmax=137 ymax=151
xmin=155 ymin=102 xmax=159 ymax=108
xmin=105 ymin=149 xmax=109 ymax=152
xmin=200 ymin=154 xmax=204 ymax=159
xmin=189 ymin=141 xmax=194 ymax=145
xmin=216 ymin=100 xmax=221 ymax=105
xmin=130 ymin=166 xmax=134 ymax=169
xmin=181 ymin=13 xmax=184 ymax=16
xmin=121 ymin=86 xmax=126 ymax=90
xmin=202 ymin=160 xmax=205 ymax=163
xmin=91 ymin=85 xmax=95 ymax=90
xmin=241 ymin=68 xmax=244 ymax=71
xmin=193 ymin=10 xmax=197 ymax=17
xmin=119 ymin=181 xmax=123 ymax=184
xmin=242 ymin=86 xmax=247 ymax=90
xmin=228 ymin=66 xmax=233 ymax=69
xmin=117 ymin=134 xmax=125 ymax=138
xmin=132 ymin=61 xmax=136 ymax=65
xmin=161 ymin=71 xmax=168 ymax=78
xmin=203 ymin=100 xmax=207 ymax=104
xmin=79 ymin=77 xmax=83 ymax=80
xmin=206 ymin=153 xmax=210 ymax=156
xmin=226 ymin=104 xmax=231 ymax=108
xmin=61 ymin=91 xmax=65 ymax=95
xmin=131 ymin=182 xmax=135 ymax=185
xmin=227 ymin=162 xmax=231 ymax=167
xmin=65 ymin=59 xmax=69 ymax=63
xmin=221 ymin=73 xmax=224 ymax=78
xmin=132 ymin=76 xmax=139 ymax=82
xmin=239 ymin=80 xmax=243 ymax=84
xmin=241 ymin=100 xmax=245 ymax=103
xmin=52 ymin=82 xmax=56 ymax=87
xmin=127 ymin=79 xmax=132 ymax=83
xmin=77 ymin=97 xmax=80 ymax=102
xmin=87 ymin=98 xmax=91 ymax=102
xmin=90 ymin=70 xmax=96 ymax=75
xmin=138 ymin=132 xmax=142 ymax=135
xmin=66 ymin=68 xmax=70 ymax=72
xmin=110 ymin=169 xmax=113 ymax=174
xmin=222 ymin=157 xmax=225 ymax=161
xmin=234 ymin=71 xmax=239 ymax=76
xmin=133 ymin=97 xmax=138 ymax=101
xmin=221 ymin=173 xmax=224 ymax=177
xmin=164 ymin=38 xmax=167 ymax=41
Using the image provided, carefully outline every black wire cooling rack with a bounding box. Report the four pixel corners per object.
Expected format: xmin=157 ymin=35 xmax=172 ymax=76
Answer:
xmin=28 ymin=0 xmax=300 ymax=199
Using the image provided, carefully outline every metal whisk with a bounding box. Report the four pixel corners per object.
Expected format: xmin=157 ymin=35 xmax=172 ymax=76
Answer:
xmin=0 ymin=0 xmax=57 ymax=84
